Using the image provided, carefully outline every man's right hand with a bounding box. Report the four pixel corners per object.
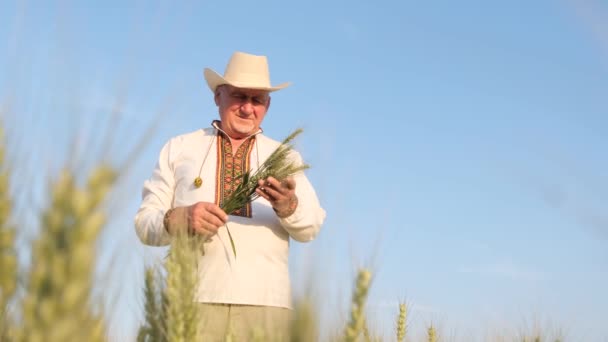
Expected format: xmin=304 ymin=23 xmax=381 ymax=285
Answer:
xmin=187 ymin=202 xmax=229 ymax=237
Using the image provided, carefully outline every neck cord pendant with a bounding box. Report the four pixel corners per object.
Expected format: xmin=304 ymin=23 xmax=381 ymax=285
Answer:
xmin=194 ymin=129 xmax=217 ymax=188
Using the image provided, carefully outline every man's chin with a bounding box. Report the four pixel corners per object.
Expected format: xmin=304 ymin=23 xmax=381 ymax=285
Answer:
xmin=233 ymin=125 xmax=256 ymax=136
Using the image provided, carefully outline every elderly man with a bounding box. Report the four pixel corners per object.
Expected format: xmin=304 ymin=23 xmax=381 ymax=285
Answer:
xmin=134 ymin=51 xmax=326 ymax=340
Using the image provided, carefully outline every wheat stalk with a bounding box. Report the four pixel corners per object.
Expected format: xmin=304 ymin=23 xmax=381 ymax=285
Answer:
xmin=0 ymin=125 xmax=17 ymax=341
xmin=362 ymin=319 xmax=371 ymax=342
xmin=219 ymin=128 xmax=309 ymax=258
xmin=396 ymin=302 xmax=407 ymax=342
xmin=19 ymin=165 xmax=116 ymax=342
xmin=344 ymin=269 xmax=372 ymax=342
xmin=164 ymin=231 xmax=201 ymax=342
xmin=290 ymin=298 xmax=319 ymax=342
xmin=137 ymin=268 xmax=167 ymax=342
xmin=427 ymin=324 xmax=437 ymax=342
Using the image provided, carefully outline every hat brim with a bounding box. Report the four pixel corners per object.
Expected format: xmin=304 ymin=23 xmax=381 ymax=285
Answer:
xmin=204 ymin=68 xmax=290 ymax=93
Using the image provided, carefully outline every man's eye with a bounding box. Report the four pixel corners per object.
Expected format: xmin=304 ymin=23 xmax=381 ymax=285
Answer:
xmin=253 ymin=97 xmax=264 ymax=104
xmin=232 ymin=93 xmax=246 ymax=100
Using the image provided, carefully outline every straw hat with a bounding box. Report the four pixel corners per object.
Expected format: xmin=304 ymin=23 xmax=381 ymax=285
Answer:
xmin=204 ymin=51 xmax=291 ymax=93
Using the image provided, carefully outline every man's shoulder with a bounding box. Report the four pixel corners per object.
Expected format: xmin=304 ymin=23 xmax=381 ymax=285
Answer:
xmin=166 ymin=127 xmax=215 ymax=146
xmin=256 ymin=133 xmax=281 ymax=148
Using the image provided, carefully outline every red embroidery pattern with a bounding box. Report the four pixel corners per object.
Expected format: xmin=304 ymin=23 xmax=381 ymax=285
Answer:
xmin=215 ymin=132 xmax=256 ymax=217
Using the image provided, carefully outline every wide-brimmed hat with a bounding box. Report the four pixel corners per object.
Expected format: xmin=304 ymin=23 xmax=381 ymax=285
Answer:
xmin=204 ymin=51 xmax=291 ymax=93
xmin=205 ymin=51 xmax=290 ymax=92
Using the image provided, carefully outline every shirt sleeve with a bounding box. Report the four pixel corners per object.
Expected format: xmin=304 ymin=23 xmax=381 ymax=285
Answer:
xmin=134 ymin=138 xmax=178 ymax=246
xmin=278 ymin=151 xmax=326 ymax=242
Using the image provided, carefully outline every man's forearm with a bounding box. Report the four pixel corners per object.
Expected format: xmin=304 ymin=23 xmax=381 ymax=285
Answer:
xmin=273 ymin=195 xmax=298 ymax=218
xmin=163 ymin=206 xmax=190 ymax=236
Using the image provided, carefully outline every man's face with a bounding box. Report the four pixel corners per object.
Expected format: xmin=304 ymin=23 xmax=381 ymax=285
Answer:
xmin=215 ymin=85 xmax=271 ymax=139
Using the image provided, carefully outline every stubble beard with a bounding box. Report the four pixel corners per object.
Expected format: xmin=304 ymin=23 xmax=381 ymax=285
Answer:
xmin=232 ymin=119 xmax=256 ymax=136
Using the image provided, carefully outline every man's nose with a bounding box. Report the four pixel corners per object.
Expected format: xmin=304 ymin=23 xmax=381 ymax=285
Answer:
xmin=240 ymin=102 xmax=254 ymax=115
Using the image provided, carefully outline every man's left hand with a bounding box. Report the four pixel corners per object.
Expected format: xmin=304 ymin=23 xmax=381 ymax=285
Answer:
xmin=256 ymin=176 xmax=298 ymax=218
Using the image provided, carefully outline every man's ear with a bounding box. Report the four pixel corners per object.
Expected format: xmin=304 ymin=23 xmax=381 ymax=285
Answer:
xmin=266 ymin=96 xmax=272 ymax=111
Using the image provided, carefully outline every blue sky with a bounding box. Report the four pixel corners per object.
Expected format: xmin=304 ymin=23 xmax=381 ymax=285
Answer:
xmin=1 ymin=0 xmax=607 ymax=340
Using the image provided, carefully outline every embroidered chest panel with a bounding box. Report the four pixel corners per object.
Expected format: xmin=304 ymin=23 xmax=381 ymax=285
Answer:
xmin=214 ymin=132 xmax=256 ymax=217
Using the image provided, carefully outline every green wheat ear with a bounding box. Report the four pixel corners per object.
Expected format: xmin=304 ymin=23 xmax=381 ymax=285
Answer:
xmin=396 ymin=302 xmax=407 ymax=342
xmin=344 ymin=269 xmax=372 ymax=342
xmin=164 ymin=231 xmax=201 ymax=341
xmin=0 ymin=124 xmax=17 ymax=340
xmin=18 ymin=164 xmax=116 ymax=342
xmin=137 ymin=267 xmax=167 ymax=342
xmin=219 ymin=128 xmax=309 ymax=258
xmin=427 ymin=323 xmax=437 ymax=342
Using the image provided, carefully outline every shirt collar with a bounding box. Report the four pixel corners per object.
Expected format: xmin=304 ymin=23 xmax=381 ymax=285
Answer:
xmin=211 ymin=120 xmax=263 ymax=139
